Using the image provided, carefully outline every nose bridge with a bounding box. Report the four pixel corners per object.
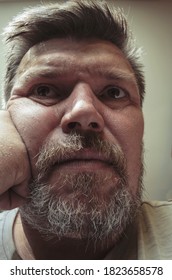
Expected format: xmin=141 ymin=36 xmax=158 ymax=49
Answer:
xmin=71 ymin=82 xmax=96 ymax=110
xmin=61 ymin=82 xmax=104 ymax=133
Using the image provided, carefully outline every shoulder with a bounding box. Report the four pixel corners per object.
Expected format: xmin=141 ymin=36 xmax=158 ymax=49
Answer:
xmin=141 ymin=200 xmax=172 ymax=223
xmin=138 ymin=200 xmax=172 ymax=259
xmin=141 ymin=199 xmax=172 ymax=211
xmin=0 ymin=208 xmax=18 ymax=226
xmin=141 ymin=200 xmax=172 ymax=208
xmin=0 ymin=209 xmax=18 ymax=260
xmin=140 ymin=200 xmax=172 ymax=232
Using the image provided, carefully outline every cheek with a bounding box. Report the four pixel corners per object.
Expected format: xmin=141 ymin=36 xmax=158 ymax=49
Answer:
xmin=7 ymin=99 xmax=61 ymax=166
xmin=123 ymin=115 xmax=144 ymax=169
xmin=121 ymin=111 xmax=144 ymax=192
xmin=106 ymin=108 xmax=144 ymax=148
xmin=106 ymin=108 xmax=144 ymax=193
xmin=121 ymin=113 xmax=144 ymax=151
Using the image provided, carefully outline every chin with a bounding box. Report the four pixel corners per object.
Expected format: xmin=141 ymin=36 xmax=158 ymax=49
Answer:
xmin=20 ymin=170 xmax=142 ymax=243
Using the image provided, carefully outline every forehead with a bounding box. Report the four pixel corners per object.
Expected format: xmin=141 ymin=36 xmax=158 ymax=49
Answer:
xmin=17 ymin=38 xmax=135 ymax=79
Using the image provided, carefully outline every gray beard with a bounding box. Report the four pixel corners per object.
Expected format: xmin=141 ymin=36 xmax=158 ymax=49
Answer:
xmin=20 ymin=132 xmax=143 ymax=243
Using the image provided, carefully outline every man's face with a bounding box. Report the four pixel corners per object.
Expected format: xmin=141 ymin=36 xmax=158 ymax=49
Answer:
xmin=7 ymin=38 xmax=144 ymax=241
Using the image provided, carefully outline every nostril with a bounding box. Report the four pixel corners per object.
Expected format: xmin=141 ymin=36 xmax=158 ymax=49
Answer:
xmin=89 ymin=122 xmax=99 ymax=129
xmin=67 ymin=121 xmax=100 ymax=131
xmin=68 ymin=122 xmax=80 ymax=130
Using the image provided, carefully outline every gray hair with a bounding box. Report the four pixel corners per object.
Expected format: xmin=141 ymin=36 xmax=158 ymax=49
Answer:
xmin=3 ymin=0 xmax=145 ymax=105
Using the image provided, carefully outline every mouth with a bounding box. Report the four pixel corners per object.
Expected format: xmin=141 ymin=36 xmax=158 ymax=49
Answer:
xmin=40 ymin=148 xmax=121 ymax=192
xmin=52 ymin=150 xmax=113 ymax=172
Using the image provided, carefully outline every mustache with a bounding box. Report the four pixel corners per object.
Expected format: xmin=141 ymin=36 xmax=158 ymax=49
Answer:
xmin=35 ymin=131 xmax=127 ymax=178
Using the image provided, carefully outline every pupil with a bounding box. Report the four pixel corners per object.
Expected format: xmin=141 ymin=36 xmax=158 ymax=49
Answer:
xmin=38 ymin=86 xmax=49 ymax=96
xmin=109 ymin=88 xmax=119 ymax=97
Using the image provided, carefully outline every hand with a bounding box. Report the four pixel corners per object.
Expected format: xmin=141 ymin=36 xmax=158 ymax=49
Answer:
xmin=0 ymin=110 xmax=31 ymax=210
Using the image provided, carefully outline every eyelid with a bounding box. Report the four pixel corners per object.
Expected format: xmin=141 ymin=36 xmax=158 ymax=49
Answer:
xmin=99 ymin=85 xmax=129 ymax=97
xmin=29 ymin=83 xmax=60 ymax=97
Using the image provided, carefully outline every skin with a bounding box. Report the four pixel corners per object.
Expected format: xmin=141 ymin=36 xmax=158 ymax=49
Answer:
xmin=3 ymin=38 xmax=144 ymax=259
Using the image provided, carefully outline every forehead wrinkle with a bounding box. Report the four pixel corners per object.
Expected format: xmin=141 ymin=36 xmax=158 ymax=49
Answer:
xmin=19 ymin=37 xmax=138 ymax=85
xmin=18 ymin=63 xmax=137 ymax=87
xmin=19 ymin=42 xmax=137 ymax=84
xmin=42 ymin=56 xmax=136 ymax=82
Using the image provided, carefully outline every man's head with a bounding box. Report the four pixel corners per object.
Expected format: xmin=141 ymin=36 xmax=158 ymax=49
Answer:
xmin=5 ymin=0 xmax=144 ymax=247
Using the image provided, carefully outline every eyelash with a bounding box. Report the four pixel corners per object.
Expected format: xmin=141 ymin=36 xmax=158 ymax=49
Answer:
xmin=99 ymin=85 xmax=128 ymax=100
xmin=28 ymin=83 xmax=130 ymax=108
xmin=30 ymin=84 xmax=61 ymax=99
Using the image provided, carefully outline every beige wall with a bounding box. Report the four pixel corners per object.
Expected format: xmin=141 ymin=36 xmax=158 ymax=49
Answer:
xmin=0 ymin=0 xmax=171 ymax=200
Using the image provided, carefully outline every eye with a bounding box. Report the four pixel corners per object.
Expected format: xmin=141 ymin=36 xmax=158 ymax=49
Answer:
xmin=31 ymin=84 xmax=60 ymax=99
xmin=100 ymin=86 xmax=127 ymax=100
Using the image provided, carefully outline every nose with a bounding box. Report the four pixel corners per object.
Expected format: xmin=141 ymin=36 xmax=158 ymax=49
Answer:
xmin=61 ymin=83 xmax=104 ymax=133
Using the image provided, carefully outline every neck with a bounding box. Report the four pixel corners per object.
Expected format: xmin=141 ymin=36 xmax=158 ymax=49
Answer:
xmin=13 ymin=212 xmax=137 ymax=260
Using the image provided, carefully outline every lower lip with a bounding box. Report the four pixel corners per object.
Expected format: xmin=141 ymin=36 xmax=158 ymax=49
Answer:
xmin=53 ymin=159 xmax=112 ymax=172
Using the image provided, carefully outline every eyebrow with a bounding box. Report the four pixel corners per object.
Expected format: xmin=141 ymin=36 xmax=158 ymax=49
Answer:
xmin=89 ymin=67 xmax=136 ymax=82
xmin=24 ymin=64 xmax=137 ymax=85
